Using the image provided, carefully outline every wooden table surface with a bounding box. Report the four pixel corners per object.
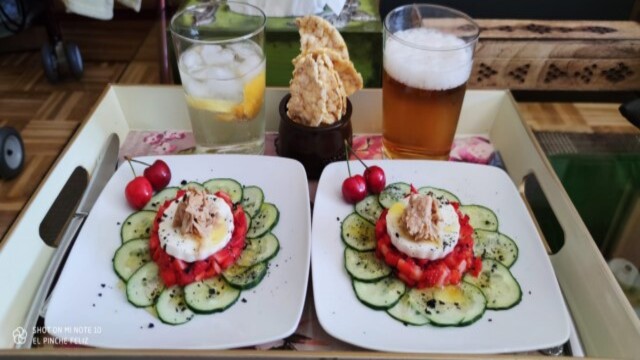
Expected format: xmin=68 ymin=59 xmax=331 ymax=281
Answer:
xmin=0 ymin=16 xmax=638 ymax=244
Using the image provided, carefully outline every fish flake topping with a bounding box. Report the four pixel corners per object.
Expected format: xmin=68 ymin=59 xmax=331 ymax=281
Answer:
xmin=401 ymin=194 xmax=443 ymax=243
xmin=172 ymin=189 xmax=221 ymax=240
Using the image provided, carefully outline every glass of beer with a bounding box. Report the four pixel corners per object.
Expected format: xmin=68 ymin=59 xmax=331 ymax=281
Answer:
xmin=382 ymin=4 xmax=479 ymax=159
xmin=171 ymin=1 xmax=266 ymax=154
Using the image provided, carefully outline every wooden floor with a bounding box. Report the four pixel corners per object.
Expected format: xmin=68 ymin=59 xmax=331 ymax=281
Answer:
xmin=0 ymin=14 xmax=638 ymax=242
xmin=0 ymin=16 xmax=160 ymax=241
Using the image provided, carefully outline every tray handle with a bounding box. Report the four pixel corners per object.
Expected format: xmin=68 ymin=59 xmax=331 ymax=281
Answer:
xmin=518 ymin=173 xmax=559 ymax=255
xmin=493 ymin=93 xmax=640 ymax=358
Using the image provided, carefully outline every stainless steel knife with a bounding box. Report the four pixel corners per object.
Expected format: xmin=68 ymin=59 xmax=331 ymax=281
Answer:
xmin=18 ymin=133 xmax=119 ymax=349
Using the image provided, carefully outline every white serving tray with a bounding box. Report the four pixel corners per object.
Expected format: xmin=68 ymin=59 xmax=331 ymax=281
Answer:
xmin=1 ymin=86 xmax=639 ymax=358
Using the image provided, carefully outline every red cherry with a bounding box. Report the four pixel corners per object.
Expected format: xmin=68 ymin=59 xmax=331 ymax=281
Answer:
xmin=364 ymin=165 xmax=386 ymax=194
xmin=342 ymin=174 xmax=367 ymax=204
xmin=125 ymin=176 xmax=153 ymax=210
xmin=143 ymin=160 xmax=172 ymax=191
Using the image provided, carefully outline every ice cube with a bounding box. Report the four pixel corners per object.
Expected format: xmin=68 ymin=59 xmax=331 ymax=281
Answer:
xmin=199 ymin=44 xmax=222 ymax=61
xmin=181 ymin=76 xmax=210 ymax=98
xmin=244 ymin=53 xmax=262 ymax=70
xmin=208 ymin=79 xmax=243 ymax=102
xmin=235 ymin=56 xmax=263 ymax=79
xmin=187 ymin=67 xmax=208 ymax=80
xmin=202 ymin=47 xmax=235 ymax=66
xmin=203 ymin=66 xmax=235 ymax=80
xmin=229 ymin=41 xmax=261 ymax=60
xmin=180 ymin=48 xmax=204 ymax=72
xmin=200 ymin=44 xmax=222 ymax=56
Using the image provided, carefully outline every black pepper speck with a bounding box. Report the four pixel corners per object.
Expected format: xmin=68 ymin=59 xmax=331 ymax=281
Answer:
xmin=426 ymin=299 xmax=436 ymax=308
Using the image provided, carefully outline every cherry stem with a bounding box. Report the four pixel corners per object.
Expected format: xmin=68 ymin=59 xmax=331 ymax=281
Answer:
xmin=344 ymin=140 xmax=352 ymax=177
xmin=125 ymin=156 xmax=152 ymax=167
xmin=125 ymin=157 xmax=137 ymax=177
xmin=348 ymin=147 xmax=369 ymax=169
xmin=344 ymin=140 xmax=369 ymax=169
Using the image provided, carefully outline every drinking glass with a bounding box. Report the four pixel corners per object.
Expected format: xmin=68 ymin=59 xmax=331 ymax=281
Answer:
xmin=382 ymin=4 xmax=479 ymax=159
xmin=171 ymin=1 xmax=266 ymax=154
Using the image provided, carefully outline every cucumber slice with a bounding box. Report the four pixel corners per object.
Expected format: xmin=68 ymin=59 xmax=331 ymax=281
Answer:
xmin=126 ymin=262 xmax=165 ymax=308
xmin=341 ymin=213 xmax=376 ymax=251
xmin=222 ymin=262 xmax=268 ymax=290
xmin=379 ymin=182 xmax=411 ymax=208
xmin=473 ymin=229 xmax=519 ymax=268
xmin=387 ymin=293 xmax=429 ymax=326
xmin=246 ymin=203 xmax=279 ymax=239
xmin=121 ymin=211 xmax=156 ymax=242
xmin=180 ymin=181 xmax=205 ymax=192
xmin=184 ymin=277 xmax=240 ymax=314
xmin=113 ymin=239 xmax=151 ymax=281
xmin=464 ymin=258 xmax=522 ymax=310
xmin=459 ymin=204 xmax=499 ymax=232
xmin=203 ymin=178 xmax=243 ymax=204
xmin=143 ymin=187 xmax=179 ymax=211
xmin=236 ymin=233 xmax=280 ymax=267
xmin=408 ymin=282 xmax=486 ymax=327
xmin=355 ymin=195 xmax=383 ymax=224
xmin=344 ymin=248 xmax=391 ymax=282
xmin=156 ymin=286 xmax=195 ymax=325
xmin=353 ymin=277 xmax=406 ymax=310
xmin=241 ymin=185 xmax=264 ymax=218
xmin=418 ymin=186 xmax=460 ymax=203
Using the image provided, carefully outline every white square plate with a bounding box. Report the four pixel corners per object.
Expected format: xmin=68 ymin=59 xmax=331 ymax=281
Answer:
xmin=312 ymin=160 xmax=570 ymax=354
xmin=46 ymin=155 xmax=311 ymax=349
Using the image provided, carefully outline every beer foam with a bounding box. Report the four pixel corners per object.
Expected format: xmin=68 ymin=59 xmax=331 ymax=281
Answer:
xmin=384 ymin=28 xmax=473 ymax=91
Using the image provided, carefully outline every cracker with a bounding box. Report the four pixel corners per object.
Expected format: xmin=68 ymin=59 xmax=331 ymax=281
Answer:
xmin=331 ymin=55 xmax=363 ymax=96
xmin=296 ymin=16 xmax=349 ymax=60
xmin=333 ymin=70 xmax=347 ymax=122
xmin=316 ymin=52 xmax=346 ymax=125
xmin=294 ymin=48 xmax=363 ymax=96
xmin=289 ymin=16 xmax=362 ymax=126
xmin=287 ymin=54 xmax=327 ymax=127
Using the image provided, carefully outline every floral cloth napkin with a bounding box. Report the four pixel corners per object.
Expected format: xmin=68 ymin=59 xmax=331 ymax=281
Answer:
xmin=120 ymin=131 xmax=498 ymax=164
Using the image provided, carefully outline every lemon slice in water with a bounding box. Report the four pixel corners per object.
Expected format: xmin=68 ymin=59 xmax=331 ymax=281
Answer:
xmin=233 ymin=70 xmax=266 ymax=120
xmin=185 ymin=96 xmax=237 ymax=114
xmin=185 ymin=70 xmax=265 ymax=122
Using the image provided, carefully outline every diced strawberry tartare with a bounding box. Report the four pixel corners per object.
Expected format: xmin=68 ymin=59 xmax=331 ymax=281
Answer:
xmin=375 ymin=202 xmax=482 ymax=288
xmin=148 ymin=190 xmax=247 ymax=287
